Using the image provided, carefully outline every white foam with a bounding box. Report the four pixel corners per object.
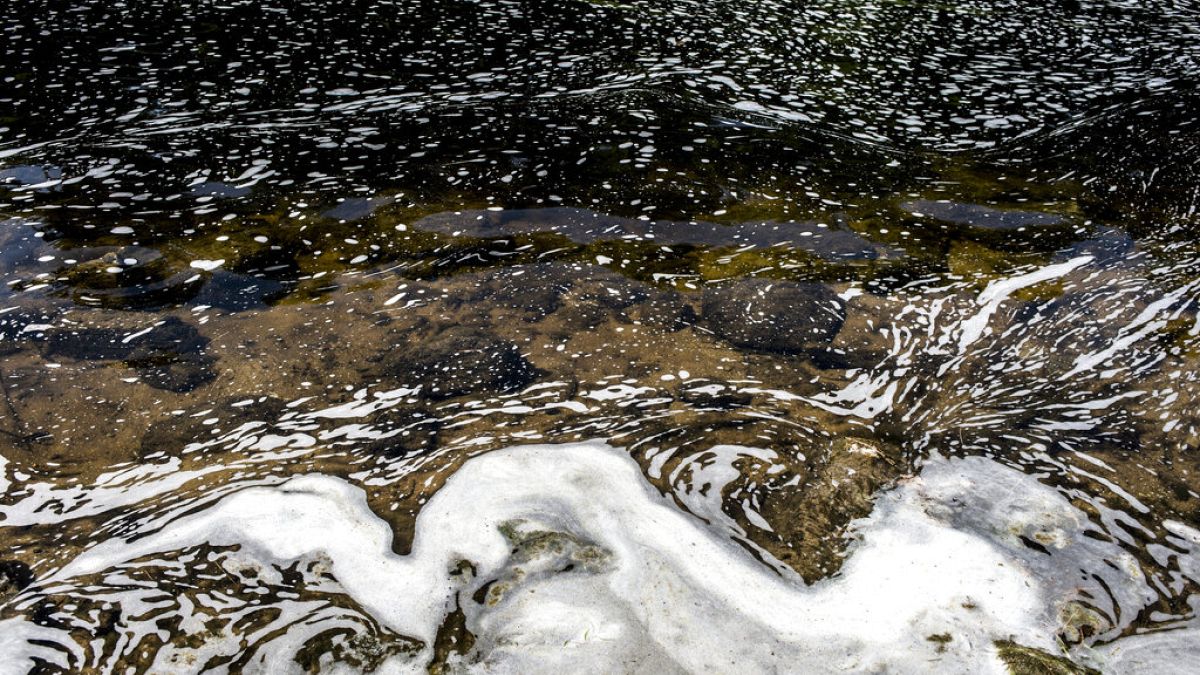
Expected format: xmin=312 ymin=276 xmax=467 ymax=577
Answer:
xmin=189 ymin=259 xmax=225 ymax=271
xmin=1082 ymin=628 xmax=1200 ymax=674
xmin=12 ymin=441 xmax=1122 ymax=672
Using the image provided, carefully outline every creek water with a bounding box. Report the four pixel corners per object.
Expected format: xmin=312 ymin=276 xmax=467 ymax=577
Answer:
xmin=1 ymin=1 xmax=1199 ymax=672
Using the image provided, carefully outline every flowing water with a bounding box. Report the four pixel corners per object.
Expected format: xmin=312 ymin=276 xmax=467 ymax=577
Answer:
xmin=2 ymin=0 xmax=1200 ymax=672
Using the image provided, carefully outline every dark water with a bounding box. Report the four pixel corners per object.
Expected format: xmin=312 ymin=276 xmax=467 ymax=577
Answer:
xmin=2 ymin=1 xmax=1200 ymax=672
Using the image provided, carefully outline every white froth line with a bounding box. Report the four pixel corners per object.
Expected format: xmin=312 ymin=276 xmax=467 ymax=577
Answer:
xmin=1062 ymin=278 xmax=1200 ymax=379
xmin=120 ymin=321 xmax=164 ymax=344
xmin=957 ymin=255 xmax=1093 ymax=355
xmin=36 ymin=442 xmax=1080 ymax=673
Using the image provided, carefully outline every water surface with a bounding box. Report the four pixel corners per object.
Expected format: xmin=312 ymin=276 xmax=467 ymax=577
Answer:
xmin=2 ymin=1 xmax=1200 ymax=672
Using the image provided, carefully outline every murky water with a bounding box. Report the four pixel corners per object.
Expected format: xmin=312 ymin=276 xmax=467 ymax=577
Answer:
xmin=2 ymin=1 xmax=1200 ymax=672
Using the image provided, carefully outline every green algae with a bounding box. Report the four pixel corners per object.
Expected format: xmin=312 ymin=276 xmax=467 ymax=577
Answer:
xmin=295 ymin=631 xmax=420 ymax=674
xmin=1057 ymin=602 xmax=1112 ymax=646
xmin=995 ymin=640 xmax=1100 ymax=675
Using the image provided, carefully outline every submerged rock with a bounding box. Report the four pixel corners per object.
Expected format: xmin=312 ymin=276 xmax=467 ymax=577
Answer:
xmin=60 ymin=247 xmax=203 ymax=309
xmin=322 ymin=196 xmax=394 ymax=221
xmin=0 ymin=307 xmax=59 ymax=355
xmin=42 ymin=316 xmax=218 ymax=392
xmin=902 ymin=200 xmax=1067 ymax=231
xmin=1057 ymin=601 xmax=1112 ymax=645
xmin=700 ymin=278 xmax=845 ymax=354
xmin=478 ymin=519 xmax=614 ymax=607
xmin=60 ymin=247 xmax=168 ymax=286
xmin=121 ymin=318 xmax=217 ymax=392
xmin=190 ymin=270 xmax=288 ymax=311
xmin=130 ymin=355 xmax=217 ymax=393
xmin=415 ymin=207 xmax=882 ymax=261
xmin=43 ymin=316 xmax=207 ymax=362
xmin=379 ymin=327 xmax=538 ymax=400
xmin=470 ymin=266 xmax=570 ymax=321
xmin=754 ymin=436 xmax=906 ymax=582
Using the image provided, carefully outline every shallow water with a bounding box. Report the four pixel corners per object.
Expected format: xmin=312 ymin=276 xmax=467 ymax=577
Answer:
xmin=2 ymin=1 xmax=1200 ymax=672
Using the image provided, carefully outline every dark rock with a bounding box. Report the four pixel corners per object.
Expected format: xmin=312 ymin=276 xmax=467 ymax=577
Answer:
xmin=69 ymin=272 xmax=203 ymax=311
xmin=701 ymin=279 xmax=845 ymax=353
xmin=380 ymin=327 xmax=538 ymax=400
xmin=901 ymin=199 xmax=1066 ymax=231
xmin=807 ymin=347 xmax=884 ymax=371
xmin=415 ymin=207 xmax=606 ymax=242
xmin=61 ymin=247 xmax=168 ymax=285
xmin=44 ymin=316 xmax=208 ymax=362
xmin=42 ymin=316 xmax=218 ymax=392
xmin=413 ymin=207 xmax=883 ymax=261
xmin=191 ymin=271 xmax=288 ymax=311
xmin=0 ymin=308 xmax=58 ymax=355
xmin=122 ymin=318 xmax=216 ymax=391
xmin=627 ymin=291 xmax=696 ymax=331
xmin=126 ymin=317 xmax=208 ymax=359
xmin=132 ymin=355 xmax=218 ymax=393
xmin=1056 ymin=227 xmax=1137 ymax=266
xmin=61 ymin=247 xmax=204 ymax=310
xmin=587 ymin=275 xmax=653 ymax=312
xmin=44 ymin=326 xmax=138 ymax=361
xmin=678 ymin=387 xmax=753 ymax=409
xmin=230 ymin=246 xmax=302 ymax=280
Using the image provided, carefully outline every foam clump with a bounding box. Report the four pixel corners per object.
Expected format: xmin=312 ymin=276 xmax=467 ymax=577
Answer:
xmin=5 ymin=442 xmax=1151 ymax=673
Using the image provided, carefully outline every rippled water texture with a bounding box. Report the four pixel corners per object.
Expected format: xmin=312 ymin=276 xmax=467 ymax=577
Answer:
xmin=3 ymin=0 xmax=1200 ymax=672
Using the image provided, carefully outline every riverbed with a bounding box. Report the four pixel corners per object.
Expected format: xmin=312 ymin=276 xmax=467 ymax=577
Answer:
xmin=2 ymin=1 xmax=1199 ymax=672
